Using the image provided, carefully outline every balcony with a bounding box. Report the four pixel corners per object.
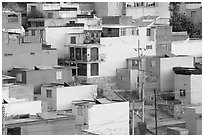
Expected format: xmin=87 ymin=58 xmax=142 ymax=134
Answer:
xmin=67 ymin=53 xmax=106 ymax=63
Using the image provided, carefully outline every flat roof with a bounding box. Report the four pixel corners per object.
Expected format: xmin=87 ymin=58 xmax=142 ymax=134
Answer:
xmin=2 ymin=75 xmax=15 ymax=80
xmin=102 ymin=24 xmax=137 ymax=28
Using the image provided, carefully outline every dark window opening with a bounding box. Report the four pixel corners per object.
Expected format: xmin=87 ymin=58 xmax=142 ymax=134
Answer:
xmin=82 ymin=48 xmax=87 ymax=61
xmin=48 ymin=12 xmax=53 ymax=18
xmin=76 ymin=48 xmax=82 ymax=60
xmin=31 ymin=30 xmax=35 ymax=36
xmin=147 ymin=28 xmax=151 ymax=36
xmin=70 ymin=47 xmax=75 ymax=60
xmin=46 ymin=90 xmax=52 ymax=98
xmin=180 ymin=89 xmax=186 ymax=97
xmin=91 ymin=63 xmax=99 ymax=76
xmin=31 ymin=6 xmax=36 ymax=12
xmin=78 ymin=63 xmax=87 ymax=76
xmin=7 ymin=127 xmax=21 ymax=135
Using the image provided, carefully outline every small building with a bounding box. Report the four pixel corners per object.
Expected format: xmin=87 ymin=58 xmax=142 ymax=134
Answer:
xmin=4 ymin=112 xmax=77 ymax=135
xmin=117 ymin=55 xmax=195 ymax=95
xmin=72 ymin=100 xmax=129 ymax=135
xmin=41 ymin=83 xmax=97 ymax=111
xmin=2 ymin=75 xmax=16 ymax=84
xmin=173 ymin=67 xmax=202 ymax=105
xmin=10 ymin=66 xmax=74 ymax=95
xmin=184 ymin=106 xmax=202 ymax=135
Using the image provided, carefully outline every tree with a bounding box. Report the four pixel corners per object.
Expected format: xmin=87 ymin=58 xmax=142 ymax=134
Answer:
xmin=169 ymin=2 xmax=202 ymax=39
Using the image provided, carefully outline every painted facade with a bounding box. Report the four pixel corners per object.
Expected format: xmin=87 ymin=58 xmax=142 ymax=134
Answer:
xmin=72 ymin=101 xmax=129 ymax=135
xmin=10 ymin=66 xmax=73 ymax=94
xmin=41 ymin=84 xmax=97 ymax=111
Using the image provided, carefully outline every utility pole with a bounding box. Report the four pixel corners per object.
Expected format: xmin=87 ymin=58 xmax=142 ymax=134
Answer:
xmin=154 ymin=89 xmax=158 ymax=135
xmin=2 ymin=106 xmax=6 ymax=135
xmin=132 ymin=100 xmax=135 ymax=135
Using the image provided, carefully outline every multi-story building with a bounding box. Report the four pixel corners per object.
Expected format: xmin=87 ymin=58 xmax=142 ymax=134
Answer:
xmin=117 ymin=55 xmax=195 ymax=95
xmin=2 ymin=9 xmax=58 ymax=74
xmin=94 ymin=2 xmax=170 ymax=19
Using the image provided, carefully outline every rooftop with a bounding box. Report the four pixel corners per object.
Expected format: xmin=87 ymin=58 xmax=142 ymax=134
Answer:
xmin=12 ymin=65 xmax=75 ymax=71
xmin=173 ymin=67 xmax=202 ymax=75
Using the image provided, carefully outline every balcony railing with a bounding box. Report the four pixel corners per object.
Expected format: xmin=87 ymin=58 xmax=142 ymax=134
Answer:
xmin=68 ymin=53 xmax=106 ymax=63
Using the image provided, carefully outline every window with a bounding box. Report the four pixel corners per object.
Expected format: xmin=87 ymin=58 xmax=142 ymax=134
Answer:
xmin=132 ymin=60 xmax=139 ymax=67
xmin=70 ymin=47 xmax=75 ymax=60
xmin=46 ymin=90 xmax=52 ymax=98
xmin=70 ymin=36 xmax=76 ymax=44
xmin=132 ymin=28 xmax=136 ymax=35
xmin=56 ymin=71 xmax=62 ymax=80
xmin=78 ymin=63 xmax=87 ymax=76
xmin=31 ymin=6 xmax=36 ymax=12
xmin=146 ymin=45 xmax=152 ymax=49
xmin=150 ymin=60 xmax=156 ymax=67
xmin=191 ymin=11 xmax=196 ymax=19
xmin=48 ymin=12 xmax=53 ymax=18
xmin=40 ymin=30 xmax=43 ymax=37
xmin=121 ymin=28 xmax=126 ymax=36
xmin=16 ymin=73 xmax=22 ymax=82
xmin=76 ymin=48 xmax=82 ymax=60
xmin=121 ymin=76 xmax=126 ymax=82
xmin=77 ymin=106 xmax=83 ymax=116
xmin=91 ymin=63 xmax=99 ymax=76
xmin=31 ymin=30 xmax=35 ymax=36
xmin=4 ymin=53 xmax=13 ymax=56
xmin=180 ymin=89 xmax=186 ymax=97
xmin=8 ymin=14 xmax=18 ymax=23
xmin=136 ymin=29 xmax=139 ymax=35
xmin=147 ymin=28 xmax=151 ymax=36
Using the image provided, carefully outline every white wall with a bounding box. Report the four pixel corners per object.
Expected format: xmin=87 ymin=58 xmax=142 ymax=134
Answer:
xmin=160 ymin=56 xmax=194 ymax=91
xmin=2 ymin=87 xmax=9 ymax=100
xmin=172 ymin=39 xmax=202 ymax=57
xmin=3 ymin=101 xmax=42 ymax=116
xmin=108 ymin=2 xmax=122 ymax=16
xmin=87 ymin=101 xmax=129 ymax=135
xmin=57 ymin=85 xmax=97 ymax=110
xmin=191 ymin=75 xmax=202 ymax=104
xmin=100 ymin=34 xmax=155 ymax=77
xmin=174 ymin=74 xmax=191 ymax=104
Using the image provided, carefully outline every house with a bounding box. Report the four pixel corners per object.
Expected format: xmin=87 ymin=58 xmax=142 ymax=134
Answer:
xmin=10 ymin=65 xmax=74 ymax=95
xmin=2 ymin=9 xmax=58 ymax=74
xmin=4 ymin=112 xmax=77 ymax=135
xmin=41 ymin=83 xmax=97 ymax=111
xmin=173 ymin=67 xmax=202 ymax=105
xmin=2 ymin=75 xmax=16 ymax=84
xmin=94 ymin=2 xmax=170 ymax=19
xmin=72 ymin=100 xmax=129 ymax=135
xmin=184 ymin=106 xmax=202 ymax=135
xmin=117 ymin=55 xmax=195 ymax=95
xmin=2 ymin=84 xmax=34 ymax=101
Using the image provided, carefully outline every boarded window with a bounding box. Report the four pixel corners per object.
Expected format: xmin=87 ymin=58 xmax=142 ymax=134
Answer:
xmin=56 ymin=71 xmax=62 ymax=80
xmin=16 ymin=73 xmax=22 ymax=82
xmin=46 ymin=90 xmax=52 ymax=98
xmin=91 ymin=63 xmax=99 ymax=76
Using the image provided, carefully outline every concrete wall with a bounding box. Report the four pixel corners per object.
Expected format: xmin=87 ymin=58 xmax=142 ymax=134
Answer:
xmin=191 ymin=75 xmax=202 ymax=104
xmin=3 ymin=101 xmax=42 ymax=116
xmin=56 ymin=85 xmax=97 ymax=110
xmin=172 ymin=39 xmax=202 ymax=57
xmin=160 ymin=56 xmax=194 ymax=91
xmin=94 ymin=2 xmax=108 ymax=18
xmin=87 ymin=102 xmax=129 ymax=135
xmin=174 ymin=74 xmax=191 ymax=104
xmin=4 ymin=84 xmax=34 ymax=101
xmin=185 ymin=106 xmax=202 ymax=135
xmin=126 ymin=2 xmax=170 ymax=19
xmin=21 ymin=117 xmax=76 ymax=135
